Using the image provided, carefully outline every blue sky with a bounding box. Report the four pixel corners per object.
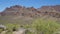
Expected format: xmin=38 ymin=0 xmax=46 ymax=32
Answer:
xmin=0 ymin=0 xmax=60 ymax=12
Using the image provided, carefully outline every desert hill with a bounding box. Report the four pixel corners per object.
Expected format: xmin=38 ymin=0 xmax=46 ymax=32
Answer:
xmin=0 ymin=5 xmax=60 ymax=24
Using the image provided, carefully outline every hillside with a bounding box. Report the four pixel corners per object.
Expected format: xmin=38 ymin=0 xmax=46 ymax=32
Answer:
xmin=0 ymin=5 xmax=60 ymax=24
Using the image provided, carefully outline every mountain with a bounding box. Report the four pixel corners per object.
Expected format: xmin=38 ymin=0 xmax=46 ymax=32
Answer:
xmin=0 ymin=5 xmax=60 ymax=24
xmin=37 ymin=5 xmax=60 ymax=18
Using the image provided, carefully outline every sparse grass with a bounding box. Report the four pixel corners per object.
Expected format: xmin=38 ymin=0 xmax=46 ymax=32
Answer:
xmin=31 ymin=18 xmax=60 ymax=34
xmin=4 ymin=23 xmax=20 ymax=34
xmin=0 ymin=16 xmax=60 ymax=34
xmin=0 ymin=29 xmax=3 ymax=33
xmin=5 ymin=23 xmax=20 ymax=31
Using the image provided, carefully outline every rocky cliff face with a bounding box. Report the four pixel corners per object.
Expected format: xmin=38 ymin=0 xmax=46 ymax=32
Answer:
xmin=37 ymin=5 xmax=60 ymax=18
xmin=0 ymin=5 xmax=60 ymax=24
xmin=1 ymin=5 xmax=60 ymax=18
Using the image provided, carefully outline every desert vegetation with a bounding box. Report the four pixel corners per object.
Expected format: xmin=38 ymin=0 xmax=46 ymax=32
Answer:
xmin=0 ymin=5 xmax=60 ymax=34
xmin=0 ymin=18 xmax=60 ymax=34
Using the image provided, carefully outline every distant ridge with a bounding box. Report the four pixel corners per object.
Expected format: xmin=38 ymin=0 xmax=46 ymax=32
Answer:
xmin=0 ymin=5 xmax=60 ymax=24
xmin=0 ymin=5 xmax=60 ymax=18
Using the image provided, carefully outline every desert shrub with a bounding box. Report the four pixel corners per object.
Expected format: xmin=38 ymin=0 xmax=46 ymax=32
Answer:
xmin=22 ymin=24 xmax=35 ymax=34
xmin=5 ymin=23 xmax=20 ymax=34
xmin=22 ymin=24 xmax=30 ymax=29
xmin=31 ymin=19 xmax=60 ymax=34
xmin=5 ymin=31 xmax=13 ymax=34
xmin=5 ymin=23 xmax=20 ymax=31
xmin=25 ymin=29 xmax=33 ymax=34
xmin=0 ymin=29 xmax=3 ymax=33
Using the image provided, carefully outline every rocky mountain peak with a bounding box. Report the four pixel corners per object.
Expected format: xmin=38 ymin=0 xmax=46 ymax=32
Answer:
xmin=0 ymin=5 xmax=60 ymax=18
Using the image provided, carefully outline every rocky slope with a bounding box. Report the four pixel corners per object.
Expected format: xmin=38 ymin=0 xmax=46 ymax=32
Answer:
xmin=0 ymin=5 xmax=60 ymax=24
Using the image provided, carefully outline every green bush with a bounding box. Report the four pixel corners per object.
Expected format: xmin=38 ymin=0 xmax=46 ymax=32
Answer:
xmin=0 ymin=29 xmax=3 ymax=33
xmin=5 ymin=23 xmax=20 ymax=34
xmin=25 ymin=30 xmax=33 ymax=34
xmin=1 ymin=18 xmax=60 ymax=34
xmin=31 ymin=19 xmax=60 ymax=34
xmin=22 ymin=24 xmax=30 ymax=29
xmin=5 ymin=23 xmax=20 ymax=31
